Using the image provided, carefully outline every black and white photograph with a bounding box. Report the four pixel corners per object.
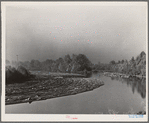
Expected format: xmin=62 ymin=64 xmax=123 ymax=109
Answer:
xmin=1 ymin=1 xmax=148 ymax=121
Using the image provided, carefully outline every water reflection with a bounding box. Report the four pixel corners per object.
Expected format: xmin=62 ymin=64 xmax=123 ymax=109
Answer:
xmin=111 ymin=76 xmax=146 ymax=99
xmin=87 ymin=72 xmax=146 ymax=99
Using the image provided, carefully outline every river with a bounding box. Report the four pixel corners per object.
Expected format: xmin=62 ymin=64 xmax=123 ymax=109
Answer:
xmin=6 ymin=72 xmax=146 ymax=114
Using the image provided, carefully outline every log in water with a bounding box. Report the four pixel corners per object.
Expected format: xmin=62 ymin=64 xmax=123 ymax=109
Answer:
xmin=6 ymin=77 xmax=104 ymax=105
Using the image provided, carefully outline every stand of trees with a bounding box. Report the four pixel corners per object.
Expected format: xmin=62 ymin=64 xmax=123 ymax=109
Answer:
xmin=6 ymin=51 xmax=146 ymax=76
xmin=92 ymin=51 xmax=146 ymax=76
xmin=8 ymin=54 xmax=93 ymax=73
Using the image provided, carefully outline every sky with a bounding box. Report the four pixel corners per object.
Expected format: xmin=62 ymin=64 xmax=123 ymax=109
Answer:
xmin=5 ymin=2 xmax=147 ymax=64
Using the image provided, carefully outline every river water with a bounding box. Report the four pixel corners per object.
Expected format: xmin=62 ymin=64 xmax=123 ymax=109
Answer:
xmin=6 ymin=72 xmax=146 ymax=114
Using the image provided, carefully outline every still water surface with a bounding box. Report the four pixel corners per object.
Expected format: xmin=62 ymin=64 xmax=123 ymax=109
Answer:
xmin=6 ymin=72 xmax=146 ymax=114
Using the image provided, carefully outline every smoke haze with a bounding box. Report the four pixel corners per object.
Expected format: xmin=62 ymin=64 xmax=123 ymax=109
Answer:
xmin=5 ymin=2 xmax=147 ymax=64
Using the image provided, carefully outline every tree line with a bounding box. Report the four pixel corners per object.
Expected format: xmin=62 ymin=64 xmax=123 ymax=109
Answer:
xmin=6 ymin=51 xmax=146 ymax=76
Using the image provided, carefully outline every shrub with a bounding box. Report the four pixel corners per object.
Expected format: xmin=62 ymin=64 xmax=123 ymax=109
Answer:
xmin=6 ymin=66 xmax=32 ymax=84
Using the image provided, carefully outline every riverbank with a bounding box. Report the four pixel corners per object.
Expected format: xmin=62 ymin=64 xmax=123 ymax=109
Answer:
xmin=103 ymin=72 xmax=146 ymax=79
xmin=6 ymin=75 xmax=104 ymax=105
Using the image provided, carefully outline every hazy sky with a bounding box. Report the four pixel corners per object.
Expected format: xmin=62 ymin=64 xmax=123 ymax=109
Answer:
xmin=5 ymin=2 xmax=147 ymax=64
